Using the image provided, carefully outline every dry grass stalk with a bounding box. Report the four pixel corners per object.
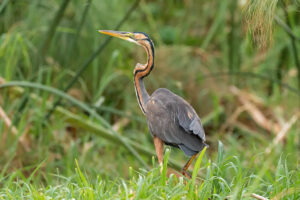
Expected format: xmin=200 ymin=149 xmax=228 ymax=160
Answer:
xmin=112 ymin=118 xmax=130 ymax=132
xmin=0 ymin=106 xmax=30 ymax=151
xmin=266 ymin=114 xmax=298 ymax=153
xmin=251 ymin=193 xmax=269 ymax=200
xmin=230 ymin=86 xmax=281 ymax=133
xmin=0 ymin=106 xmax=18 ymax=135
xmin=0 ymin=78 xmax=30 ymax=151
xmin=273 ymin=114 xmax=298 ymax=144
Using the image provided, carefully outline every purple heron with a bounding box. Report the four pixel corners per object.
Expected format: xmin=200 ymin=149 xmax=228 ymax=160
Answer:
xmin=98 ymin=30 xmax=207 ymax=178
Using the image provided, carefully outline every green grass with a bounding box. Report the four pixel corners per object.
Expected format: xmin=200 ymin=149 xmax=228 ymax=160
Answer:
xmin=1 ymin=143 xmax=299 ymax=199
xmin=0 ymin=0 xmax=300 ymax=199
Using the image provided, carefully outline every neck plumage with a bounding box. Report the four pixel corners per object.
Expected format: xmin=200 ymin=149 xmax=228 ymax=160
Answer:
xmin=134 ymin=39 xmax=154 ymax=114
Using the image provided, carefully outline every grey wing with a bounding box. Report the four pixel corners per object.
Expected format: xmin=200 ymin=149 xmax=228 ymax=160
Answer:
xmin=176 ymin=103 xmax=206 ymax=141
xmin=147 ymin=88 xmax=206 ymax=156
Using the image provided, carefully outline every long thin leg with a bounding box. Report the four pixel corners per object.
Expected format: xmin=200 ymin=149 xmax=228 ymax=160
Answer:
xmin=153 ymin=136 xmax=164 ymax=167
xmin=181 ymin=153 xmax=199 ymax=179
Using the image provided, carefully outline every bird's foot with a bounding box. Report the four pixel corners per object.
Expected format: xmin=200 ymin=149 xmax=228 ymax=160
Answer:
xmin=181 ymin=170 xmax=191 ymax=179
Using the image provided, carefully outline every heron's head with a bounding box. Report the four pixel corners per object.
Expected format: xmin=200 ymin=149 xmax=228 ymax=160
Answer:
xmin=98 ymin=30 xmax=151 ymax=46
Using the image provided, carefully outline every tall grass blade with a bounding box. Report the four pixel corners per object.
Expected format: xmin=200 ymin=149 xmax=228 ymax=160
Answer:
xmin=75 ymin=159 xmax=89 ymax=187
xmin=217 ymin=141 xmax=224 ymax=165
xmin=64 ymin=0 xmax=93 ymax=65
xmin=201 ymin=1 xmax=228 ymax=49
xmin=39 ymin=0 xmax=71 ymax=60
xmin=281 ymin=1 xmax=300 ymax=89
xmin=0 ymin=0 xmax=9 ymax=14
xmin=26 ymin=159 xmax=46 ymax=184
xmin=161 ymin=148 xmax=170 ymax=186
xmin=188 ymin=146 xmax=207 ymax=199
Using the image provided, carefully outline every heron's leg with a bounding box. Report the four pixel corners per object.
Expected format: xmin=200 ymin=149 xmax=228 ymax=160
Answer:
xmin=181 ymin=153 xmax=199 ymax=179
xmin=153 ymin=136 xmax=164 ymax=168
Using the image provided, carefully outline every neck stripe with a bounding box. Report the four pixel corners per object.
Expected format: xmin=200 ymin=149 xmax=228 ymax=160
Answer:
xmin=134 ymin=39 xmax=155 ymax=76
xmin=133 ymin=37 xmax=155 ymax=114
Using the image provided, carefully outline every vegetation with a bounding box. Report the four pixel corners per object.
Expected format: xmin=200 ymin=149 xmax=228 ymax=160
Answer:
xmin=0 ymin=0 xmax=299 ymax=199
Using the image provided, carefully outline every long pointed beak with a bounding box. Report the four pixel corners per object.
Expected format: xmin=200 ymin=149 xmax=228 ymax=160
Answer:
xmin=98 ymin=30 xmax=131 ymax=40
xmin=98 ymin=30 xmax=138 ymax=44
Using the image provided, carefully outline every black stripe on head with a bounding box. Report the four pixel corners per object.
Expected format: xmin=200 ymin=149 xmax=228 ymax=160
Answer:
xmin=147 ymin=38 xmax=155 ymax=74
xmin=148 ymin=38 xmax=155 ymax=59
xmin=134 ymin=37 xmax=155 ymax=77
xmin=133 ymin=32 xmax=150 ymax=39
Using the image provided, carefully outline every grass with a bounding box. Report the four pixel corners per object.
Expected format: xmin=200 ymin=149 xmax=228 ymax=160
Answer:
xmin=1 ymin=143 xmax=299 ymax=199
xmin=0 ymin=0 xmax=300 ymax=199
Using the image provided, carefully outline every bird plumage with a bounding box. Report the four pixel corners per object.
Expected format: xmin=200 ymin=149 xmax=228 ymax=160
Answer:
xmin=145 ymin=88 xmax=207 ymax=156
xmin=98 ymin=30 xmax=206 ymax=178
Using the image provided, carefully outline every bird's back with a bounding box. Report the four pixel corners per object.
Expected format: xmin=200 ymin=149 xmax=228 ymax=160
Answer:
xmin=145 ymin=88 xmax=206 ymax=156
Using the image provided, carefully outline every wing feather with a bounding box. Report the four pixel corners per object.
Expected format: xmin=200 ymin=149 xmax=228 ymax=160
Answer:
xmin=176 ymin=101 xmax=206 ymax=141
xmin=149 ymin=88 xmax=206 ymax=142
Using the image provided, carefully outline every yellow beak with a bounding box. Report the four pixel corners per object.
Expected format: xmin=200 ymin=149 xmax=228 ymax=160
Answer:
xmin=98 ymin=30 xmax=130 ymax=40
xmin=98 ymin=30 xmax=138 ymax=44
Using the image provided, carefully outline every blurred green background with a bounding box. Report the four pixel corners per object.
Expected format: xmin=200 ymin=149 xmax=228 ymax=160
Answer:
xmin=0 ymin=0 xmax=299 ymax=199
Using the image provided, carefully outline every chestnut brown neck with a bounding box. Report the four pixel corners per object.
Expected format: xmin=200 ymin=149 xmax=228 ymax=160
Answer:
xmin=133 ymin=38 xmax=155 ymax=114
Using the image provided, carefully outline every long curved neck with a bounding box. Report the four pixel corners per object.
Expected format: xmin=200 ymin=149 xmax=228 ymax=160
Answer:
xmin=134 ymin=39 xmax=155 ymax=114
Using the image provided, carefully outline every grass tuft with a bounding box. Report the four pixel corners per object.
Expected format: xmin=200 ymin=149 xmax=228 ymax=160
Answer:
xmin=244 ymin=0 xmax=279 ymax=48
